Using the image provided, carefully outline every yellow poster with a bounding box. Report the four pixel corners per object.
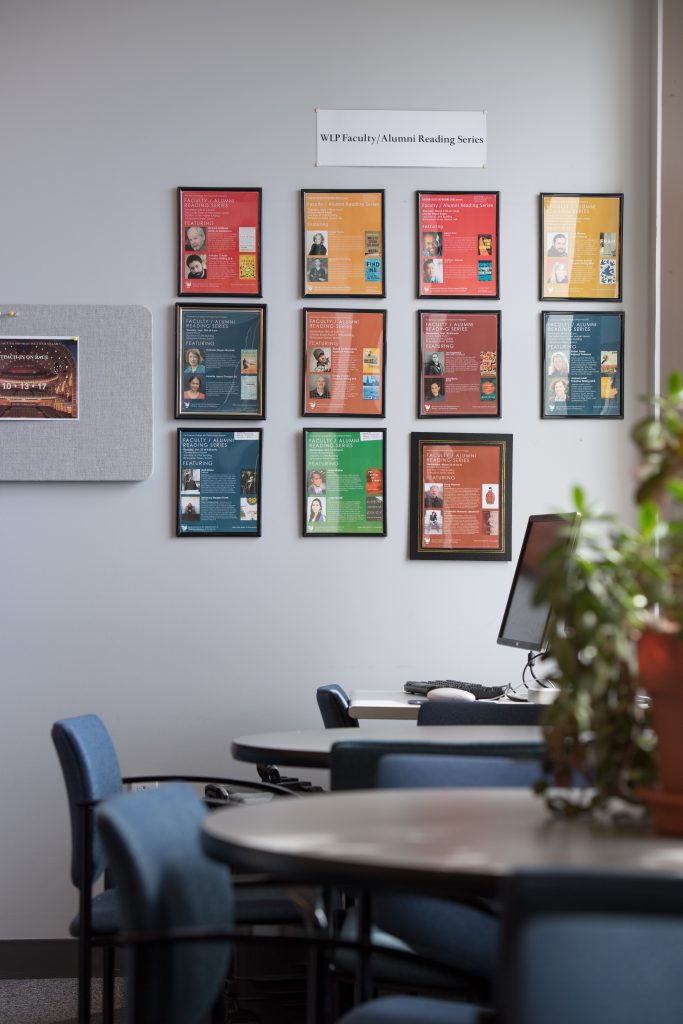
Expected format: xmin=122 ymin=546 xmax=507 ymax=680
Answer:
xmin=541 ymin=193 xmax=622 ymax=300
xmin=303 ymin=190 xmax=385 ymax=297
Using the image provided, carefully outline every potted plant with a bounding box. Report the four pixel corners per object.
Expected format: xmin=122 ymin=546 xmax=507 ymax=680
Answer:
xmin=536 ymin=372 xmax=683 ymax=829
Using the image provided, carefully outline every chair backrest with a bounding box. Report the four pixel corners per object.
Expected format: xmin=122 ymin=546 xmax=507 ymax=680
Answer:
xmin=376 ymin=753 xmax=542 ymax=790
xmin=97 ymin=783 xmax=234 ymax=1024
xmin=316 ymin=684 xmax=359 ymax=729
xmin=502 ymin=870 xmax=683 ymax=1024
xmin=51 ymin=714 xmax=124 ymax=887
xmin=418 ymin=700 xmax=542 ymax=726
xmin=330 ymin=737 xmax=544 ymax=791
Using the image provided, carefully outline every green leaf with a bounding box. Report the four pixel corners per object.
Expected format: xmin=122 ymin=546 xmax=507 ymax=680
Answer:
xmin=667 ymin=370 xmax=683 ymax=398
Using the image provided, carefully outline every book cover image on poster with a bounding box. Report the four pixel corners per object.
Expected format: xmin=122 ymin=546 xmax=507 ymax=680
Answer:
xmin=177 ymin=429 xmax=261 ymax=536
xmin=179 ymin=188 xmax=262 ymax=297
xmin=541 ymin=194 xmax=622 ymax=301
xmin=542 ymin=312 xmax=624 ymax=419
xmin=410 ymin=432 xmax=512 ymax=560
xmin=176 ymin=305 xmax=265 ymax=419
xmin=417 ymin=192 xmax=499 ymax=299
xmin=0 ymin=337 xmax=78 ymax=419
xmin=302 ymin=190 xmax=385 ymax=298
xmin=303 ymin=429 xmax=386 ymax=536
xmin=419 ymin=312 xmax=500 ymax=418
xmin=303 ymin=309 xmax=385 ymax=417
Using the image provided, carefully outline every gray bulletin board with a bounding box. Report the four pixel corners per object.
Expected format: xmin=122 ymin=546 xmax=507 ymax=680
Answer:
xmin=0 ymin=304 xmax=153 ymax=480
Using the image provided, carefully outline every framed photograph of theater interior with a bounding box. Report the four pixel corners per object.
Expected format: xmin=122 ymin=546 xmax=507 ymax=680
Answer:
xmin=303 ymin=308 xmax=386 ymax=417
xmin=178 ymin=187 xmax=262 ymax=297
xmin=540 ymin=193 xmax=623 ymax=301
xmin=301 ymin=189 xmax=385 ymax=298
xmin=176 ymin=303 xmax=266 ymax=419
xmin=542 ymin=311 xmax=624 ymax=419
xmin=303 ymin=428 xmax=386 ymax=537
xmin=419 ymin=311 xmax=501 ymax=418
xmin=177 ymin=428 xmax=262 ymax=537
xmin=410 ymin=432 xmax=512 ymax=560
xmin=417 ymin=191 xmax=499 ymax=299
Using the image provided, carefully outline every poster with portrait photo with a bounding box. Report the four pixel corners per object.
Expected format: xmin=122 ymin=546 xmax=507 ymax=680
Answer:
xmin=303 ymin=309 xmax=386 ymax=416
xmin=419 ymin=311 xmax=501 ymax=418
xmin=0 ymin=336 xmax=79 ymax=420
xmin=541 ymin=312 xmax=624 ymax=419
xmin=176 ymin=304 xmax=265 ymax=419
xmin=303 ymin=429 xmax=386 ymax=537
xmin=540 ymin=193 xmax=623 ymax=301
xmin=410 ymin=432 xmax=512 ymax=560
xmin=177 ymin=429 xmax=262 ymax=537
xmin=178 ymin=187 xmax=262 ymax=297
xmin=417 ymin=192 xmax=499 ymax=299
xmin=301 ymin=190 xmax=385 ymax=297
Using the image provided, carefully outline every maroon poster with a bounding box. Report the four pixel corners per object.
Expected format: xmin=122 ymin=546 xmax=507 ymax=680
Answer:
xmin=417 ymin=192 xmax=499 ymax=298
xmin=419 ymin=311 xmax=500 ymax=417
xmin=179 ymin=188 xmax=262 ymax=297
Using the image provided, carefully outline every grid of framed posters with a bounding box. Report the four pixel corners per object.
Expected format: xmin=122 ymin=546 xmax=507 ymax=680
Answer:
xmin=178 ymin=188 xmax=262 ymax=297
xmin=303 ymin=429 xmax=386 ymax=537
xmin=542 ymin=312 xmax=624 ymax=419
xmin=419 ymin=311 xmax=501 ymax=418
xmin=176 ymin=304 xmax=266 ymax=419
xmin=303 ymin=309 xmax=386 ymax=417
xmin=302 ymin=190 xmax=385 ymax=298
xmin=410 ymin=433 xmax=512 ymax=560
xmin=417 ymin=191 xmax=499 ymax=299
xmin=177 ymin=429 xmax=262 ymax=537
xmin=540 ymin=193 xmax=623 ymax=301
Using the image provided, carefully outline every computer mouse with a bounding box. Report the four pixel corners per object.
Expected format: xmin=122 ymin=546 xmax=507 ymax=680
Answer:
xmin=426 ymin=687 xmax=476 ymax=702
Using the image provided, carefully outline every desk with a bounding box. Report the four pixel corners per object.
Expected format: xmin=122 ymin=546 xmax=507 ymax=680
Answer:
xmin=232 ymin=724 xmax=544 ymax=770
xmin=203 ymin=788 xmax=683 ymax=900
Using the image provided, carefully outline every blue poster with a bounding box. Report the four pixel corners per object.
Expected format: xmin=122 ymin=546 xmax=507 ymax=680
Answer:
xmin=176 ymin=304 xmax=265 ymax=418
xmin=542 ymin=313 xmax=624 ymax=418
xmin=177 ymin=429 xmax=261 ymax=536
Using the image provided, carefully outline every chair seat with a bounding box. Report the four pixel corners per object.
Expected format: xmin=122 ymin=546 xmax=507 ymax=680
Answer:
xmin=339 ymin=994 xmax=490 ymax=1024
xmin=69 ymin=887 xmax=121 ymax=938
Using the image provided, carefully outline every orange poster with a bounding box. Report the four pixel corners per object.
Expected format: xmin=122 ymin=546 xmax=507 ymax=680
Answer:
xmin=303 ymin=309 xmax=385 ymax=416
xmin=302 ymin=190 xmax=385 ymax=297
xmin=541 ymin=193 xmax=622 ymax=301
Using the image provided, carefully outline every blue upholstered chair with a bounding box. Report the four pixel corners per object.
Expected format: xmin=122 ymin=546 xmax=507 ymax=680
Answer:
xmin=51 ymin=713 xmax=302 ymax=1024
xmin=417 ymin=700 xmax=542 ymax=725
xmin=97 ymin=783 xmax=233 ymax=1024
xmin=316 ymin=684 xmax=359 ymax=728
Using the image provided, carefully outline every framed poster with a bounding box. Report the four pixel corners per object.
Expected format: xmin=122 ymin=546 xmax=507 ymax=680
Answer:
xmin=417 ymin=191 xmax=499 ymax=299
xmin=301 ymin=189 xmax=385 ymax=297
xmin=176 ymin=304 xmax=266 ymax=419
xmin=178 ymin=187 xmax=262 ymax=297
xmin=410 ymin=432 xmax=512 ymax=560
xmin=177 ymin=428 xmax=262 ymax=537
xmin=303 ymin=429 xmax=386 ymax=537
xmin=540 ymin=193 xmax=623 ymax=301
xmin=542 ymin=312 xmax=624 ymax=419
xmin=0 ymin=336 xmax=78 ymax=419
xmin=419 ymin=311 xmax=501 ymax=418
xmin=303 ymin=308 xmax=386 ymax=417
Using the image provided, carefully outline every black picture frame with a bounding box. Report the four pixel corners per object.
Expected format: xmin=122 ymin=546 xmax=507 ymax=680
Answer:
xmin=301 ymin=189 xmax=386 ymax=298
xmin=539 ymin=192 xmax=623 ymax=302
xmin=541 ymin=311 xmax=624 ymax=419
xmin=302 ymin=308 xmax=386 ymax=418
xmin=416 ymin=191 xmax=500 ymax=300
xmin=177 ymin=428 xmax=262 ymax=537
xmin=410 ymin=432 xmax=512 ymax=560
xmin=303 ymin=428 xmax=387 ymax=537
xmin=175 ymin=303 xmax=266 ymax=420
xmin=418 ymin=310 xmax=501 ymax=419
xmin=178 ymin=187 xmax=263 ymax=298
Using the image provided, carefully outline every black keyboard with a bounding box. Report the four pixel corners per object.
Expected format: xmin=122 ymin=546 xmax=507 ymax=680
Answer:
xmin=404 ymin=679 xmax=506 ymax=700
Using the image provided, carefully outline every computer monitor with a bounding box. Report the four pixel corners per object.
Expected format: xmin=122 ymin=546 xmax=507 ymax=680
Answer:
xmin=497 ymin=513 xmax=578 ymax=653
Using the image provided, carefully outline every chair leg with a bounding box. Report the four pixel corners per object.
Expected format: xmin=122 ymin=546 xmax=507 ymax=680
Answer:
xmin=77 ymin=932 xmax=91 ymax=1024
xmin=102 ymin=945 xmax=115 ymax=1024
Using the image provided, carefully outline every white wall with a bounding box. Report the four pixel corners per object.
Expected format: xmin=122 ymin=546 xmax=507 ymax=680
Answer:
xmin=1 ymin=0 xmax=655 ymax=937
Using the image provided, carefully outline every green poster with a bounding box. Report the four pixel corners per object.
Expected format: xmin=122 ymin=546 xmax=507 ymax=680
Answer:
xmin=303 ymin=429 xmax=386 ymax=536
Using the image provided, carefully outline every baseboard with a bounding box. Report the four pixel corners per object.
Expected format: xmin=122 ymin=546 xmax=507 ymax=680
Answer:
xmin=0 ymin=940 xmax=85 ymax=979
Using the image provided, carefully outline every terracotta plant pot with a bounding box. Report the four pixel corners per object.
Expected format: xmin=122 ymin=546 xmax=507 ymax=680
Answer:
xmin=638 ymin=628 xmax=683 ymax=833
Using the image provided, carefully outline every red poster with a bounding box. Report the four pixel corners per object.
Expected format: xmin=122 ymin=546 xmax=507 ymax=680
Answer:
xmin=178 ymin=188 xmax=262 ymax=297
xmin=419 ymin=311 xmax=500 ymax=417
xmin=410 ymin=433 xmax=512 ymax=560
xmin=417 ymin=192 xmax=499 ymax=299
xmin=303 ymin=309 xmax=386 ymax=417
